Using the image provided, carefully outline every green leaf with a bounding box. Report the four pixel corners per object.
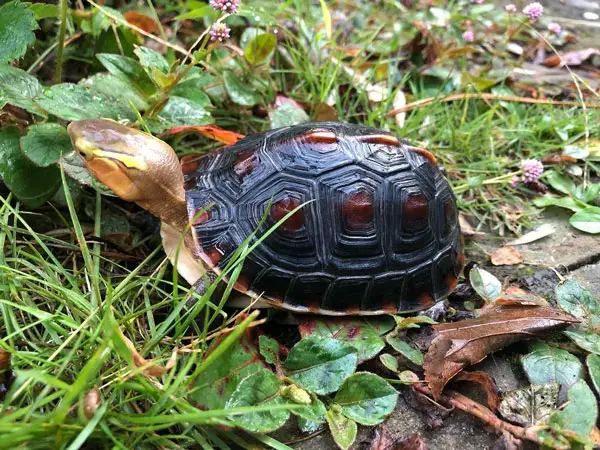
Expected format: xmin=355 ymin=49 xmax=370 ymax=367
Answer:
xmin=0 ymin=1 xmax=38 ymax=64
xmin=555 ymin=280 xmax=600 ymax=321
xmin=0 ymin=127 xmax=61 ymax=207
xmin=29 ymin=3 xmax=59 ymax=19
xmin=469 ymin=267 xmax=502 ymax=303
xmin=552 ymin=380 xmax=598 ymax=437
xmin=174 ymin=4 xmax=215 ymax=20
xmin=0 ymin=64 xmax=44 ymax=115
xmin=521 ymin=343 xmax=584 ymax=387
xmin=288 ymin=391 xmax=327 ymax=423
xmin=544 ymin=170 xmax=576 ymax=196
xmin=334 ymin=372 xmax=398 ymax=426
xmin=59 ymin=152 xmax=115 ymax=196
xmin=393 ymin=315 xmax=436 ymax=330
xmin=80 ymin=73 xmax=149 ymax=111
xmin=259 ymin=335 xmax=279 ymax=365
xmin=225 ymin=369 xmax=289 ymax=433
xmin=171 ymin=73 xmax=213 ymax=108
xmin=284 ymin=336 xmax=358 ymax=395
xmin=563 ymin=330 xmax=600 ymax=354
xmin=326 ymin=407 xmax=357 ymax=450
xmin=385 ymin=335 xmax=423 ymax=365
xmin=580 ymin=183 xmax=600 ymax=204
xmin=569 ymin=207 xmax=600 ymax=234
xmin=134 ymin=46 xmax=169 ymax=74
xmin=96 ymin=53 xmax=157 ymax=97
xmin=298 ymin=317 xmax=395 ymax=363
xmin=532 ymin=195 xmax=585 ymax=213
xmin=269 ymin=100 xmax=310 ymax=129
xmin=223 ymin=71 xmax=261 ymax=106
xmin=586 ymin=354 xmax=600 ymax=397
xmin=147 ymin=96 xmax=212 ymax=133
xmin=20 ymin=123 xmax=72 ymax=167
xmin=36 ymin=83 xmax=134 ymax=121
xmin=244 ymin=33 xmax=277 ymax=65
xmin=379 ymin=353 xmax=398 ymax=372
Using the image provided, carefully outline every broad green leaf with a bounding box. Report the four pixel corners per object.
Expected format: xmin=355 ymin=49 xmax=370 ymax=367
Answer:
xmin=334 ymin=373 xmax=398 ymax=426
xmin=134 ymin=46 xmax=169 ymax=74
xmin=326 ymin=407 xmax=357 ymax=450
xmin=0 ymin=64 xmax=45 ymax=115
xmin=580 ymin=183 xmax=600 ymax=204
xmin=147 ymin=96 xmax=212 ymax=133
xmin=80 ymin=73 xmax=149 ymax=111
xmin=174 ymin=4 xmax=215 ymax=20
xmin=36 ymin=83 xmax=133 ymax=121
xmin=269 ymin=100 xmax=310 ymax=129
xmin=287 ymin=390 xmax=327 ymax=423
xmin=284 ymin=336 xmax=358 ymax=395
xmin=96 ymin=53 xmax=157 ymax=97
xmin=0 ymin=127 xmax=61 ymax=207
xmin=0 ymin=1 xmax=38 ymax=64
xmin=225 ymin=369 xmax=289 ymax=433
xmin=29 ymin=3 xmax=59 ymax=19
xmin=532 ymin=195 xmax=585 ymax=213
xmin=469 ymin=267 xmax=502 ymax=303
xmin=498 ymin=383 xmax=559 ymax=426
xmin=244 ymin=33 xmax=277 ymax=65
xmin=298 ymin=317 xmax=395 ymax=363
xmin=586 ymin=354 xmax=600 ymax=397
xmin=379 ymin=353 xmax=398 ymax=372
xmin=555 ymin=280 xmax=600 ymax=321
xmin=259 ymin=335 xmax=279 ymax=365
xmin=394 ymin=315 xmax=436 ymax=330
xmin=521 ymin=343 xmax=583 ymax=387
xmin=59 ymin=152 xmax=115 ymax=196
xmin=223 ymin=71 xmax=261 ymax=106
xmin=171 ymin=76 xmax=212 ymax=108
xmin=297 ymin=417 xmax=322 ymax=434
xmin=544 ymin=170 xmax=576 ymax=195
xmin=552 ymin=380 xmax=598 ymax=437
xmin=570 ymin=207 xmax=600 ymax=234
xmin=563 ymin=330 xmax=600 ymax=354
xmin=386 ymin=335 xmax=423 ymax=365
xmin=20 ymin=123 xmax=72 ymax=167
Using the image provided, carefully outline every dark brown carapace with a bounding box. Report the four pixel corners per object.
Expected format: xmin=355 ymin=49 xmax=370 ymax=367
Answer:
xmin=184 ymin=122 xmax=463 ymax=315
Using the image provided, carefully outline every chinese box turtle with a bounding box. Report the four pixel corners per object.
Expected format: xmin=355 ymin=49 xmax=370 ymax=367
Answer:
xmin=68 ymin=120 xmax=463 ymax=315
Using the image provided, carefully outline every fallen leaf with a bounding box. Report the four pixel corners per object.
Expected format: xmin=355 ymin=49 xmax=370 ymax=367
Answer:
xmin=120 ymin=331 xmax=177 ymax=377
xmin=498 ymin=383 xmax=559 ymax=426
xmin=505 ymin=224 xmax=555 ymax=246
xmin=312 ymin=102 xmax=338 ymax=121
xmin=469 ymin=267 xmax=502 ymax=303
xmin=367 ymin=426 xmax=429 ymax=450
xmin=459 ymin=213 xmax=485 ymax=238
xmin=497 ymin=286 xmax=549 ymax=307
xmin=124 ymin=11 xmax=158 ymax=34
xmin=453 ymin=371 xmax=499 ymax=411
xmin=491 ymin=247 xmax=524 ymax=266
xmin=543 ymin=48 xmax=600 ymax=67
xmin=84 ymin=388 xmax=102 ymax=420
xmin=161 ymin=125 xmax=245 ymax=145
xmin=423 ymin=305 xmax=579 ymax=399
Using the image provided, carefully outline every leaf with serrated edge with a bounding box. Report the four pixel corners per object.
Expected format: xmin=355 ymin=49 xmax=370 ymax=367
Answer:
xmin=0 ymin=64 xmax=44 ymax=115
xmin=20 ymin=123 xmax=72 ymax=167
xmin=521 ymin=342 xmax=584 ymax=387
xmin=552 ymin=380 xmax=598 ymax=437
xmin=96 ymin=53 xmax=157 ymax=97
xmin=0 ymin=1 xmax=38 ymax=64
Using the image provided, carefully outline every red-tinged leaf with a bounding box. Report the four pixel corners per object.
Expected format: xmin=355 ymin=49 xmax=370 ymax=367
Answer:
xmin=543 ymin=48 xmax=600 ymax=67
xmin=161 ymin=125 xmax=245 ymax=145
xmin=124 ymin=11 xmax=158 ymax=34
xmin=453 ymin=371 xmax=499 ymax=411
xmin=423 ymin=305 xmax=579 ymax=399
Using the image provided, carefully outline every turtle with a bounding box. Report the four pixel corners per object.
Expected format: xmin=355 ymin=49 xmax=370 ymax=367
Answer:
xmin=67 ymin=119 xmax=464 ymax=316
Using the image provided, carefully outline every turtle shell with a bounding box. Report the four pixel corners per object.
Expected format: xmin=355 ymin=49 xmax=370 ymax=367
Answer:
xmin=182 ymin=122 xmax=463 ymax=315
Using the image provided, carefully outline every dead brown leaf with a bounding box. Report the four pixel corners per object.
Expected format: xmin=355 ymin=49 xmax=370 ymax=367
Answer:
xmin=312 ymin=102 xmax=338 ymax=121
xmin=453 ymin=371 xmax=499 ymax=411
xmin=490 ymin=247 xmax=524 ymax=266
xmin=120 ymin=332 xmax=178 ymax=377
xmin=543 ymin=48 xmax=600 ymax=67
xmin=367 ymin=427 xmax=429 ymax=450
xmin=124 ymin=11 xmax=158 ymax=34
xmin=84 ymin=388 xmax=102 ymax=419
xmin=423 ymin=305 xmax=579 ymax=399
xmin=459 ymin=213 xmax=485 ymax=238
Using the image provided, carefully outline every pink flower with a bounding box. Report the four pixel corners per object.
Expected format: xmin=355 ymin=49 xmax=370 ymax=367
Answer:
xmin=462 ymin=30 xmax=475 ymax=42
xmin=548 ymin=22 xmax=562 ymax=34
xmin=505 ymin=4 xmax=517 ymax=13
xmin=471 ymin=0 xmax=484 ymax=4
xmin=522 ymin=2 xmax=544 ymax=21
xmin=209 ymin=0 xmax=240 ymax=14
xmin=521 ymin=159 xmax=544 ymax=183
xmin=510 ymin=175 xmax=520 ymax=188
xmin=210 ymin=23 xmax=231 ymax=42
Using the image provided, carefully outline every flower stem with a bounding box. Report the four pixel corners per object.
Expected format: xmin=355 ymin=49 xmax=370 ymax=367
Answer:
xmin=453 ymin=170 xmax=521 ymax=194
xmin=54 ymin=0 xmax=69 ymax=84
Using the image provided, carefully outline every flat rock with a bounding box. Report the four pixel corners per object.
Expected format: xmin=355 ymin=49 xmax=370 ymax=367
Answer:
xmin=571 ymin=262 xmax=600 ymax=297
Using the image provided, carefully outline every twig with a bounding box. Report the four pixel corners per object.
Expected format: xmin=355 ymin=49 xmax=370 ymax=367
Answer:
xmin=386 ymin=93 xmax=600 ymax=116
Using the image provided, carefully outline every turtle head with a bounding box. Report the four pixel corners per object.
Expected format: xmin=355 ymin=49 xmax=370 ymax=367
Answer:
xmin=67 ymin=119 xmax=189 ymax=231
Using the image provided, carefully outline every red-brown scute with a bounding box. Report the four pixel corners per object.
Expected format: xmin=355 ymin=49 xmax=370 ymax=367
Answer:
xmin=343 ymin=190 xmax=374 ymax=230
xmin=233 ymin=151 xmax=258 ymax=179
xmin=409 ymin=147 xmax=437 ymax=165
xmin=270 ymin=196 xmax=304 ymax=232
xmin=402 ymin=193 xmax=428 ymax=229
xmin=191 ymin=208 xmax=210 ymax=225
xmin=359 ymin=134 xmax=400 ymax=146
xmin=303 ymin=130 xmax=337 ymax=144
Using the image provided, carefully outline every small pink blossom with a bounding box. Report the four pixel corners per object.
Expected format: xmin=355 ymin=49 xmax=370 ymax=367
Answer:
xmin=471 ymin=0 xmax=484 ymax=4
xmin=505 ymin=4 xmax=517 ymax=13
xmin=522 ymin=2 xmax=544 ymax=21
xmin=510 ymin=175 xmax=520 ymax=188
xmin=462 ymin=30 xmax=475 ymax=42
xmin=210 ymin=23 xmax=231 ymax=42
xmin=521 ymin=159 xmax=544 ymax=183
xmin=210 ymin=0 xmax=240 ymax=14
xmin=548 ymin=22 xmax=562 ymax=34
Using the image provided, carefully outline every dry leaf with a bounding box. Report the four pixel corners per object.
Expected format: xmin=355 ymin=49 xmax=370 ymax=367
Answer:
xmin=367 ymin=427 xmax=429 ymax=450
xmin=120 ymin=332 xmax=178 ymax=377
xmin=459 ymin=213 xmax=485 ymax=238
xmin=124 ymin=11 xmax=158 ymax=34
xmin=506 ymin=224 xmax=555 ymax=246
xmin=491 ymin=247 xmax=524 ymax=266
xmin=312 ymin=102 xmax=338 ymax=121
xmin=498 ymin=383 xmax=559 ymax=426
xmin=453 ymin=371 xmax=499 ymax=411
xmin=543 ymin=48 xmax=600 ymax=67
xmin=161 ymin=125 xmax=245 ymax=145
xmin=423 ymin=305 xmax=579 ymax=399
xmin=498 ymin=286 xmax=549 ymax=307
xmin=84 ymin=388 xmax=102 ymax=419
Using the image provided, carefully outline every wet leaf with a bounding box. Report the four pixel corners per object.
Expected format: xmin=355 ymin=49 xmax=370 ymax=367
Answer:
xmin=59 ymin=151 xmax=115 ymax=196
xmin=0 ymin=64 xmax=44 ymax=116
xmin=386 ymin=335 xmax=423 ymax=365
xmin=20 ymin=123 xmax=72 ymax=167
xmin=469 ymin=267 xmax=502 ymax=302
xmin=124 ymin=10 xmax=158 ymax=34
xmin=0 ymin=127 xmax=61 ymax=207
xmin=225 ymin=369 xmax=289 ymax=432
xmin=552 ymin=380 xmax=598 ymax=437
xmin=312 ymin=102 xmax=338 ymax=121
xmin=0 ymin=1 xmax=37 ymax=64
xmin=569 ymin=207 xmax=600 ymax=234
xmin=563 ymin=330 xmax=600 ymax=354
xmin=334 ymin=372 xmax=398 ymax=426
xmin=96 ymin=53 xmax=157 ymax=97
xmin=521 ymin=343 xmax=583 ymax=387
xmin=490 ymin=247 xmax=523 ymax=266
xmin=269 ymin=95 xmax=310 ymax=129
xmin=379 ymin=353 xmax=398 ymax=372
xmin=284 ymin=336 xmax=358 ymax=395
xmin=532 ymin=195 xmax=585 ymax=213
xmin=259 ymin=335 xmax=279 ymax=365
xmin=80 ymin=73 xmax=149 ymax=111
xmin=587 ymin=354 xmax=600 ymax=397
xmin=498 ymin=383 xmax=559 ymax=426
xmin=287 ymin=390 xmax=327 ymax=423
xmin=555 ymin=280 xmax=600 ymax=321
xmin=298 ymin=316 xmax=394 ymax=363
xmin=29 ymin=3 xmax=59 ymax=19
xmin=423 ymin=305 xmax=578 ymax=399
xmin=134 ymin=46 xmax=169 ymax=74
xmin=393 ymin=316 xmax=436 ymax=330
xmin=223 ymin=71 xmax=261 ymax=106
xmin=161 ymin=125 xmax=244 ymax=145
xmin=453 ymin=371 xmax=499 ymax=410
xmin=506 ymin=224 xmax=555 ymax=245
xmin=244 ymin=33 xmax=277 ymax=65
xmin=326 ymin=407 xmax=357 ymax=450
xmin=147 ymin=96 xmax=212 ymax=133
xmin=544 ymin=170 xmax=575 ymax=195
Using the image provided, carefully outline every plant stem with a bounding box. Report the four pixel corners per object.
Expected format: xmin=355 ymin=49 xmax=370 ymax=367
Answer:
xmin=54 ymin=0 xmax=69 ymax=84
xmin=453 ymin=170 xmax=520 ymax=194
